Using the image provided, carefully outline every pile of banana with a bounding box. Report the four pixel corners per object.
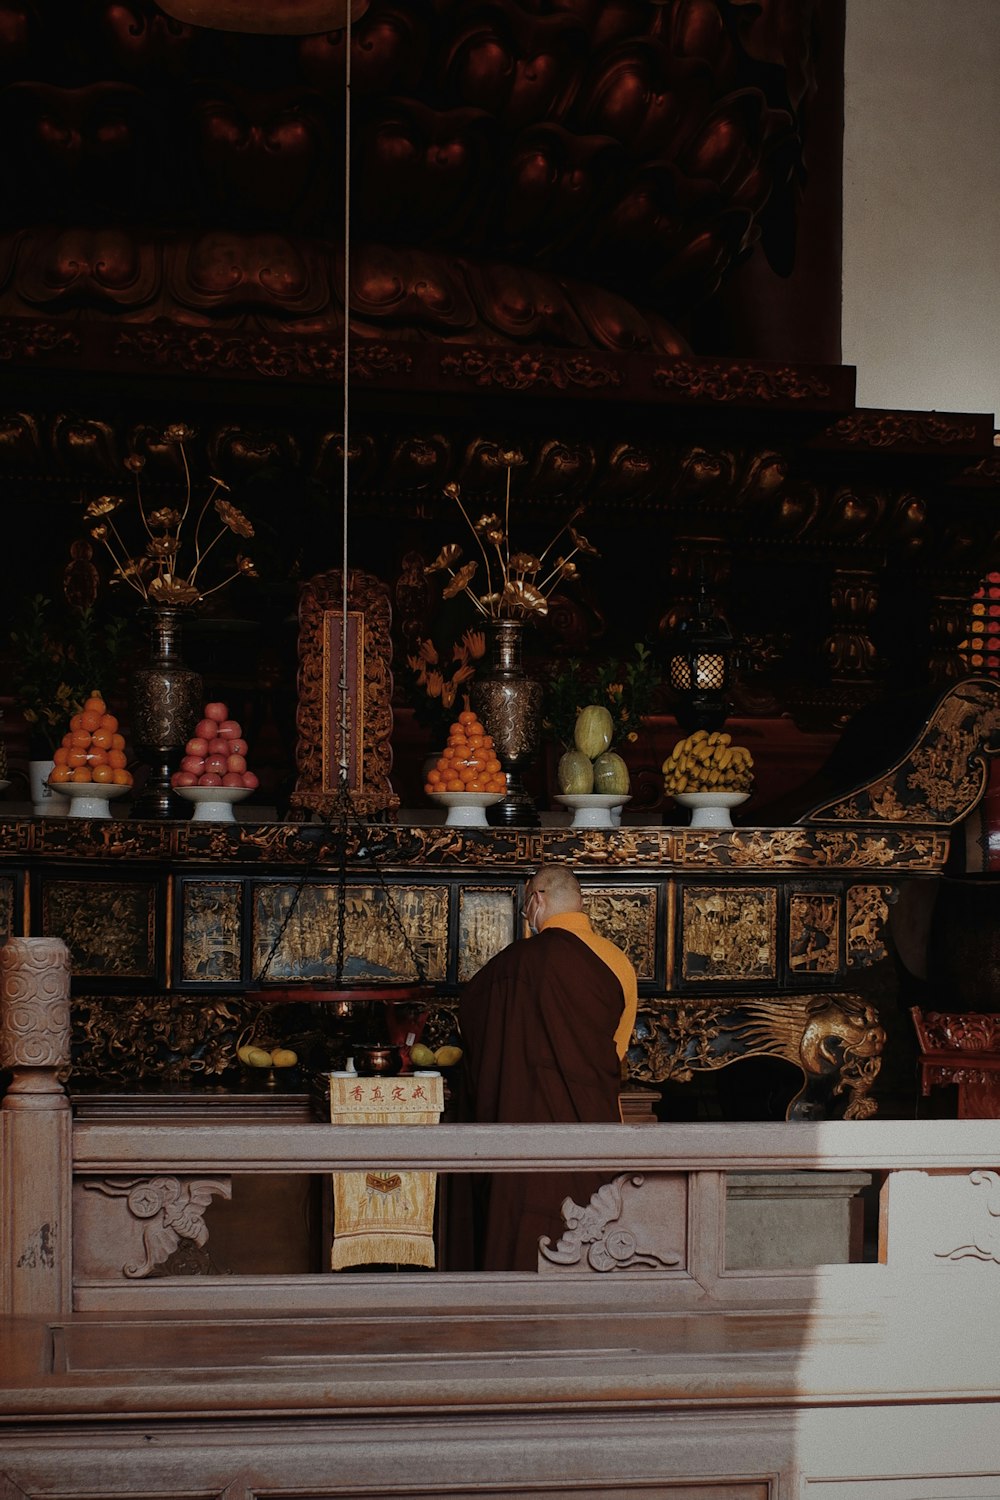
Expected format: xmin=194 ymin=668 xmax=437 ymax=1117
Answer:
xmin=662 ymin=729 xmax=754 ymax=795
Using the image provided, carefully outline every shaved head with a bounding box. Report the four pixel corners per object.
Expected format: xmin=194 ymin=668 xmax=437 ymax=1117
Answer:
xmin=526 ymin=863 xmax=582 ymax=917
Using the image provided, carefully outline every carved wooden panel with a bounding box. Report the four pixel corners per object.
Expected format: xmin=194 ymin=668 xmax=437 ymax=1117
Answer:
xmin=680 ymin=886 xmax=777 ymax=984
xmin=290 ymin=568 xmax=399 ymax=821
xmin=179 ymin=880 xmax=243 ymax=985
xmin=457 ymin=886 xmax=517 ymax=982
xmin=251 ymin=882 xmax=449 ymax=986
xmin=39 ymin=878 xmax=158 ymax=980
xmin=583 ymin=884 xmax=659 ymax=982
xmin=789 ymin=892 xmax=840 ymax=975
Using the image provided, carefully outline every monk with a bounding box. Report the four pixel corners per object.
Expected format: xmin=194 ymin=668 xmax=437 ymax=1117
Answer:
xmin=457 ymin=863 xmax=639 ymax=1271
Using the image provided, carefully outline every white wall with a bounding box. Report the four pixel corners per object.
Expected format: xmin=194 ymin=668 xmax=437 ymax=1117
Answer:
xmin=842 ymin=0 xmax=1000 ymax=422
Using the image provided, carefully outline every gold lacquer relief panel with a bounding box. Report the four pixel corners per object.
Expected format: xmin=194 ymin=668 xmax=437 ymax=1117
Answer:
xmin=583 ymin=886 xmax=658 ymax=982
xmin=40 ymin=880 xmax=157 ymax=979
xmin=458 ymin=887 xmax=516 ymax=981
xmin=252 ymin=882 xmax=449 ymax=984
xmin=0 ymin=875 xmax=15 ymax=944
xmin=180 ymin=880 xmax=243 ymax=984
xmin=788 ymin=893 xmax=840 ymax=974
xmin=681 ymin=886 xmax=776 ymax=983
xmin=846 ymin=884 xmax=892 ymax=967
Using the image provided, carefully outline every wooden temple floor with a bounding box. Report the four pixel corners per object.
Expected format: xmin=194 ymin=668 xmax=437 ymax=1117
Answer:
xmin=0 ymin=1300 xmax=979 ymax=1421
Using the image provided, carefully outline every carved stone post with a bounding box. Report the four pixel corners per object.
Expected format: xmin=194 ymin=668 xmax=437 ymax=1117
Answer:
xmin=0 ymin=936 xmax=72 ymax=1317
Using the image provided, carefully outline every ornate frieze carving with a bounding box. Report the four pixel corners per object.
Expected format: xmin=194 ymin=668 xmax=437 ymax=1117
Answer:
xmin=804 ymin=678 xmax=1000 ymax=825
xmin=539 ymin=1174 xmax=685 ymax=1273
xmin=83 ymin=1176 xmax=232 ymax=1278
xmin=630 ymin=991 xmax=885 ymax=1120
xmin=935 ymin=1171 xmax=1000 ymax=1265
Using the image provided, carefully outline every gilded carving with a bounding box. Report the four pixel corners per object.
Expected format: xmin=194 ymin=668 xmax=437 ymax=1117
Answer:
xmin=0 ymin=316 xmax=81 ymax=360
xmin=180 ymin=881 xmax=243 ymax=984
xmin=677 ymin=825 xmax=946 ymax=871
xmin=830 ymin=412 xmax=980 ymax=448
xmin=630 ymin=991 xmax=885 ymax=1120
xmin=846 ymin=885 xmax=892 ymax=967
xmin=653 ymin=360 xmax=832 ymax=404
xmin=41 ymin=880 xmax=157 ymax=978
xmin=0 ymin=935 xmax=71 ymax=1069
xmin=290 ymin=568 xmax=399 ymax=821
xmin=582 ymin=886 xmax=658 ymax=982
xmin=251 ymin=883 xmax=449 ymax=985
xmin=440 ymin=348 xmax=623 ymax=393
xmin=83 ymin=1176 xmax=232 ymax=1278
xmin=73 ymin=994 xmax=244 ymax=1087
xmin=681 ymin=886 xmax=776 ymax=982
xmin=805 ymin=678 xmax=1000 ymax=825
xmin=539 ymin=1174 xmax=684 ymax=1272
xmin=457 ymin=887 xmax=516 ymax=982
xmin=789 ymin=893 xmax=840 ymax=974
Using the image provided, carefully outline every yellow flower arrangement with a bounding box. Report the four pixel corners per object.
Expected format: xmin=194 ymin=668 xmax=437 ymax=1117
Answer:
xmin=426 ymin=457 xmax=598 ymax=620
xmin=85 ymin=424 xmax=258 ymax=607
xmin=407 ymin=627 xmax=486 ymax=724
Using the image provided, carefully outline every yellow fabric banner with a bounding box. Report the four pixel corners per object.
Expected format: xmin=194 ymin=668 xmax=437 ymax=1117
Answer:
xmin=329 ymin=1073 xmax=444 ymax=1270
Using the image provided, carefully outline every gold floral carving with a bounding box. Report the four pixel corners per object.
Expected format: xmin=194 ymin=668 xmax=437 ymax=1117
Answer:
xmin=830 ymin=412 xmax=979 ymax=448
xmin=804 ymin=678 xmax=1000 ymax=825
xmin=0 ymin=316 xmax=81 ymax=361
xmin=290 ymin=568 xmax=399 ymax=821
xmin=631 ymin=991 xmax=885 ymax=1120
xmin=681 ymin=886 xmax=776 ymax=982
xmin=440 ymin=348 xmax=623 ymax=392
xmin=74 ymin=994 xmax=245 ymax=1087
xmin=40 ymin=880 xmax=157 ymax=978
xmin=112 ymin=329 xmax=413 ymax=384
xmin=653 ymin=360 xmax=832 ymax=403
xmin=583 ymin=886 xmax=658 ymax=982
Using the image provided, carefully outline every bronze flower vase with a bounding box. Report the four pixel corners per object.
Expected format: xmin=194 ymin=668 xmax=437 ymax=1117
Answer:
xmin=470 ymin=619 xmax=543 ymax=827
xmin=128 ymin=607 xmax=204 ymax=819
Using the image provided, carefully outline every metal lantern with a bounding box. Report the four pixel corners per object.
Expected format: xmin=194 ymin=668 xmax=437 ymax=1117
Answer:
xmin=666 ymin=579 xmax=737 ymax=730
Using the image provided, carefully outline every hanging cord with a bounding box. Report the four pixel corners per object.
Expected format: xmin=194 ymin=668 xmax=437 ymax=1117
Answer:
xmin=338 ymin=0 xmax=352 ymax=789
xmin=252 ymin=7 xmax=426 ymax=994
xmin=252 ymin=784 xmax=429 ymax=988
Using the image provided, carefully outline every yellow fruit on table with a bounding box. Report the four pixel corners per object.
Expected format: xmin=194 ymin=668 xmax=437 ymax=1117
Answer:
xmin=245 ymin=1046 xmax=274 ymax=1068
xmin=409 ymin=1042 xmax=437 ymax=1068
xmin=434 ymin=1045 xmax=463 ymax=1068
xmin=271 ymin=1048 xmax=298 ymax=1068
xmin=236 ymin=1044 xmax=257 ymax=1065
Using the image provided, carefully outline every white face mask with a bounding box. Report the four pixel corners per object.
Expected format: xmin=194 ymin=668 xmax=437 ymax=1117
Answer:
xmin=522 ymin=890 xmax=540 ymax=936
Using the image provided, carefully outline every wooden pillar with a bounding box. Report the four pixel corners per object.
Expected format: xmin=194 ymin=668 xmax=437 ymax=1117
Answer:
xmin=0 ymin=936 xmax=72 ymax=1317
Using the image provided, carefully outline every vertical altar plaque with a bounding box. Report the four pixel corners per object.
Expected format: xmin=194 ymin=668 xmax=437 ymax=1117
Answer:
xmin=290 ymin=568 xmax=399 ymax=820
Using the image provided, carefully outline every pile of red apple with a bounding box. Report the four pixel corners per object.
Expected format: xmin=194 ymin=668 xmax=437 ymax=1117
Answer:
xmin=171 ymin=701 xmax=259 ymax=792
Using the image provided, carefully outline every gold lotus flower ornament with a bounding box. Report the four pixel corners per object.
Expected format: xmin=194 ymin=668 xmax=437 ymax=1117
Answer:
xmin=85 ymin=428 xmax=257 ymax=607
xmin=429 ymin=467 xmax=598 ymax=620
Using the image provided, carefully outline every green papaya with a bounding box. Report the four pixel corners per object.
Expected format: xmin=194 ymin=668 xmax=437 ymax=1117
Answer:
xmin=574 ymin=704 xmax=613 ymax=759
xmin=557 ymin=748 xmax=594 ymax=794
xmin=592 ymin=750 xmax=630 ymax=795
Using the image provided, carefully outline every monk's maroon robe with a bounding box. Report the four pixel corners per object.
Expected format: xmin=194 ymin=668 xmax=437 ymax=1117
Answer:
xmin=457 ymin=926 xmax=624 ymax=1271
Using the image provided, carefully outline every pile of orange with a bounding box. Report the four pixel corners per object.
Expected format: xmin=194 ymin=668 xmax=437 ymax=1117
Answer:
xmin=49 ymin=693 xmax=133 ymax=787
xmin=424 ymin=708 xmax=506 ymax=795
